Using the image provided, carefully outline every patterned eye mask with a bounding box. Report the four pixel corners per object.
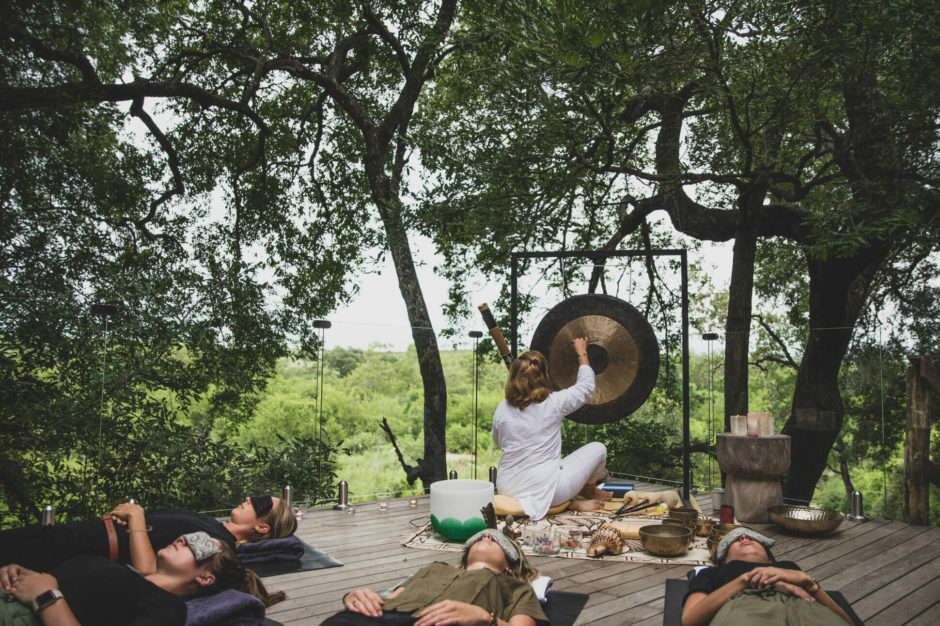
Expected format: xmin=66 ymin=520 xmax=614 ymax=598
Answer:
xmin=182 ymin=532 xmax=221 ymax=561
xmin=716 ymin=527 xmax=775 ymax=563
xmin=463 ymin=529 xmax=520 ymax=564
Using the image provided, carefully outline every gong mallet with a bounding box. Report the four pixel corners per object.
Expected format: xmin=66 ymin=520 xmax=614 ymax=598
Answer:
xmin=478 ymin=303 xmax=514 ymax=369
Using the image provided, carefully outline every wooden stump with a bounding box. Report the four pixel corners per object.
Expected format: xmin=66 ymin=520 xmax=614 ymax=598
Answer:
xmin=716 ymin=433 xmax=791 ymax=523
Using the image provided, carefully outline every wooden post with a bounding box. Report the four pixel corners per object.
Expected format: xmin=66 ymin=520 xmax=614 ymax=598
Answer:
xmin=903 ymin=356 xmax=932 ymax=525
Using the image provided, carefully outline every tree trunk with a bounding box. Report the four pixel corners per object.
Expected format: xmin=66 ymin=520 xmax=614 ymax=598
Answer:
xmin=365 ymin=156 xmax=447 ymax=489
xmin=782 ymin=253 xmax=881 ymax=501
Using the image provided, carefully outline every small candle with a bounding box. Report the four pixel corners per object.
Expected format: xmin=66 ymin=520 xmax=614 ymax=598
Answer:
xmin=377 ymin=499 xmax=389 ymax=511
xmin=759 ymin=413 xmax=774 ymax=436
xmin=746 ymin=413 xmax=760 ymax=436
xmin=731 ymin=415 xmax=747 ymax=435
xmin=408 ymin=498 xmax=418 ymax=508
xmin=346 ymin=505 xmax=356 ymax=514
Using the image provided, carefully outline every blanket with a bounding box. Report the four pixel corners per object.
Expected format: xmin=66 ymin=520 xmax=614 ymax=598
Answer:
xmin=186 ymin=589 xmax=265 ymax=626
xmin=238 ymin=537 xmax=343 ymax=577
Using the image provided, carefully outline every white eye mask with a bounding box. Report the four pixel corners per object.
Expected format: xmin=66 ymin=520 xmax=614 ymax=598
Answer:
xmin=463 ymin=529 xmax=520 ymax=564
xmin=181 ymin=532 xmax=221 ymax=561
xmin=716 ymin=527 xmax=775 ymax=563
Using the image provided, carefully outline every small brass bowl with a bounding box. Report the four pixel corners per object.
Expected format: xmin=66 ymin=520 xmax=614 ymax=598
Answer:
xmin=668 ymin=507 xmax=699 ymax=522
xmin=695 ymin=518 xmax=714 ymax=537
xmin=707 ymin=535 xmax=720 ymax=558
xmin=662 ymin=518 xmax=695 ymax=532
xmin=711 ymin=523 xmax=741 ymax=539
xmin=768 ymin=505 xmax=844 ymax=535
xmin=640 ymin=524 xmax=693 ymax=557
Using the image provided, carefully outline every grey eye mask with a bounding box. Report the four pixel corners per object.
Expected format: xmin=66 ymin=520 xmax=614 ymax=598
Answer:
xmin=463 ymin=529 xmax=520 ymax=564
xmin=182 ymin=531 xmax=221 ymax=561
xmin=716 ymin=527 xmax=775 ymax=563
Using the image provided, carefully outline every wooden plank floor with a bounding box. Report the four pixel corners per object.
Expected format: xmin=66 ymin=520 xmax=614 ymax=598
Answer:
xmin=263 ymin=485 xmax=940 ymax=625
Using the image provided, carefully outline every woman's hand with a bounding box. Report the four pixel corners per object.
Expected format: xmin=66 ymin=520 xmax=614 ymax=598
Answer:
xmin=8 ymin=569 xmax=58 ymax=605
xmin=414 ymin=599 xmax=491 ymax=626
xmin=343 ymin=588 xmax=384 ymax=617
xmin=571 ymin=337 xmax=588 ymax=354
xmin=108 ymin=502 xmax=146 ymax=529
xmin=742 ymin=566 xmax=811 ymax=590
xmin=0 ymin=563 xmax=29 ymax=591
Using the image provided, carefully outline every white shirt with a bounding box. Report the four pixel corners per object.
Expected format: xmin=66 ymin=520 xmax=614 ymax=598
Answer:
xmin=492 ymin=365 xmax=595 ymax=520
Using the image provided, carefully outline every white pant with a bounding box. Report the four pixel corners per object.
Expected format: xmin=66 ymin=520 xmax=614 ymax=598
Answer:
xmin=550 ymin=441 xmax=608 ymax=506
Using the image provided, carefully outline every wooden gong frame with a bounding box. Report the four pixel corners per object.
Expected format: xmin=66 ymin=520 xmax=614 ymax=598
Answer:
xmin=509 ymin=249 xmax=692 ymax=503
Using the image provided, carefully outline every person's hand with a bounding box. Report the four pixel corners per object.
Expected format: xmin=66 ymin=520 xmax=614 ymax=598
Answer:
xmin=572 ymin=337 xmax=588 ymax=354
xmin=775 ymin=581 xmax=816 ymax=601
xmin=0 ymin=564 xmax=28 ymax=591
xmin=414 ymin=599 xmax=491 ymax=626
xmin=343 ymin=588 xmax=384 ymax=616
xmin=9 ymin=570 xmax=58 ymax=605
xmin=742 ymin=566 xmax=808 ymax=590
xmin=108 ymin=502 xmax=145 ymax=528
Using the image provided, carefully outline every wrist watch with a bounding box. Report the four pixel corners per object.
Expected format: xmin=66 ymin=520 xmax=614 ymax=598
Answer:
xmin=32 ymin=589 xmax=64 ymax=614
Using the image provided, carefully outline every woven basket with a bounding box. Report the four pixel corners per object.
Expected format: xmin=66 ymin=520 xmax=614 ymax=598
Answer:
xmin=768 ymin=505 xmax=844 ymax=535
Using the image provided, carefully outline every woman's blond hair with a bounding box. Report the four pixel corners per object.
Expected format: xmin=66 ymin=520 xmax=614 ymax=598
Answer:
xmin=504 ymin=350 xmax=553 ymax=409
xmin=244 ymin=498 xmax=298 ymax=543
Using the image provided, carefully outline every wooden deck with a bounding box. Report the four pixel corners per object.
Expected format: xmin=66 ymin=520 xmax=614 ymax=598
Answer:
xmin=263 ymin=486 xmax=940 ymax=625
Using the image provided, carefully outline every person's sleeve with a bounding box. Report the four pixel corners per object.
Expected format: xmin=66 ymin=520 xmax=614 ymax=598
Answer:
xmin=547 ymin=364 xmax=595 ymax=416
xmin=492 ymin=403 xmax=505 ymax=446
xmin=130 ymin=592 xmax=186 ymax=626
xmin=683 ymin=567 xmax=717 ymax=605
xmin=503 ymin=581 xmax=549 ymax=625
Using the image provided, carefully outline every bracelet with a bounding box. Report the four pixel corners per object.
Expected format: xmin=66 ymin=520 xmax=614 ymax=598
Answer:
xmin=577 ymin=352 xmax=588 ymax=357
xmin=805 ymin=577 xmax=820 ymax=595
xmin=489 ymin=611 xmax=498 ymax=626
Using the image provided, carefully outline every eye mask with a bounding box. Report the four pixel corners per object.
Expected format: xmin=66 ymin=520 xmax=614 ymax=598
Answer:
xmin=463 ymin=529 xmax=520 ymax=564
xmin=181 ymin=531 xmax=221 ymax=561
xmin=250 ymin=495 xmax=273 ymax=517
xmin=716 ymin=527 xmax=775 ymax=563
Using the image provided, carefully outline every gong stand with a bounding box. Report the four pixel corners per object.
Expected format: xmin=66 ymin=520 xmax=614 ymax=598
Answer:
xmin=509 ymin=249 xmax=692 ymax=502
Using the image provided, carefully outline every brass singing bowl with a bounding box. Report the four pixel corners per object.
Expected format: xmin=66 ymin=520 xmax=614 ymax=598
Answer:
xmin=640 ymin=525 xmax=693 ymax=557
xmin=768 ymin=505 xmax=844 ymax=535
xmin=668 ymin=507 xmax=699 ymax=522
xmin=695 ymin=518 xmax=715 ymax=537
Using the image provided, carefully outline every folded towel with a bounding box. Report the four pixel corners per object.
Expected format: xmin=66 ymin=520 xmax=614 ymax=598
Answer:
xmin=532 ymin=575 xmax=552 ymax=602
xmin=185 ymin=589 xmax=265 ymax=626
xmin=236 ymin=536 xmax=305 ymax=564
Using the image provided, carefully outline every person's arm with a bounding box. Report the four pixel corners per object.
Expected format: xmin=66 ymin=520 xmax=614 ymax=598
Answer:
xmin=681 ymin=574 xmax=750 ymax=626
xmin=2 ymin=566 xmax=80 ymax=626
xmin=414 ymin=599 xmax=535 ymax=626
xmin=108 ymin=503 xmax=157 ymax=574
xmin=743 ymin=567 xmax=853 ymax=624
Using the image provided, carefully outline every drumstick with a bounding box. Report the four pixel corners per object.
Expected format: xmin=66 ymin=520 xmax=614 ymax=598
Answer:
xmin=478 ymin=303 xmax=514 ymax=369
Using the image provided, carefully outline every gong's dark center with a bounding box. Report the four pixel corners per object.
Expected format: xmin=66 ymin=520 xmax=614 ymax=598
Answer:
xmin=586 ymin=344 xmax=608 ymax=375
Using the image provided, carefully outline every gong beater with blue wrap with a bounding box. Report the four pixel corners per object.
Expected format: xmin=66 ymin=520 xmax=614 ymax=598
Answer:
xmin=529 ymin=294 xmax=660 ymax=424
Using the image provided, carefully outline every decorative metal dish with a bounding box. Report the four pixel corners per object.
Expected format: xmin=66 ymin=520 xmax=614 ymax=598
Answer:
xmin=768 ymin=505 xmax=844 ymax=535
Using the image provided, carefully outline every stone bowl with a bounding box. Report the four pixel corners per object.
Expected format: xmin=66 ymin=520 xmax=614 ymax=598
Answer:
xmin=768 ymin=505 xmax=844 ymax=535
xmin=640 ymin=524 xmax=693 ymax=557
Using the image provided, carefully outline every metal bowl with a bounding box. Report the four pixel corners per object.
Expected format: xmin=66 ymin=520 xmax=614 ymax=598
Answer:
xmin=640 ymin=524 xmax=693 ymax=556
xmin=668 ymin=507 xmax=699 ymax=522
xmin=768 ymin=505 xmax=844 ymax=535
xmin=695 ymin=518 xmax=715 ymax=537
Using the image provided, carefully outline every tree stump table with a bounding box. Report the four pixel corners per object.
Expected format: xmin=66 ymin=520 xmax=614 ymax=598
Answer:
xmin=716 ymin=433 xmax=791 ymax=523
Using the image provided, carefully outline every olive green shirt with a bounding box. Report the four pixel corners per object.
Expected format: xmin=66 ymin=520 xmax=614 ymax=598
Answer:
xmin=383 ymin=562 xmax=548 ymax=624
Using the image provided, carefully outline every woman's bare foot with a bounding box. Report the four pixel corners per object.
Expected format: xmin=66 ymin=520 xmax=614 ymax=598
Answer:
xmin=568 ymin=498 xmax=605 ymax=512
xmin=579 ymin=484 xmax=614 ymax=501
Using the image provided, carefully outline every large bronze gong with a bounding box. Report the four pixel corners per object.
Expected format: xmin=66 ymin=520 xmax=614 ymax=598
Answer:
xmin=530 ymin=294 xmax=659 ymax=424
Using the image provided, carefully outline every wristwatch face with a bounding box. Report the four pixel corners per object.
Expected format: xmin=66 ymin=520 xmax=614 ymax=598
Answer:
xmin=32 ymin=589 xmax=63 ymax=612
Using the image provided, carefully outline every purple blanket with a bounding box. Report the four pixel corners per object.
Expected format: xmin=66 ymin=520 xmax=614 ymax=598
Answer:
xmin=236 ymin=535 xmax=305 ymax=565
xmin=185 ymin=589 xmax=265 ymax=626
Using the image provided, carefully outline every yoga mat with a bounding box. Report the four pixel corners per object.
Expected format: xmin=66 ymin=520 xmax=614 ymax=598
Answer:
xmin=249 ymin=540 xmax=343 ymax=577
xmin=544 ymin=590 xmax=590 ymax=626
xmin=662 ymin=578 xmax=863 ymax=626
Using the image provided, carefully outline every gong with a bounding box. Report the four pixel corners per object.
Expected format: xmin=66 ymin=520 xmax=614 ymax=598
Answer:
xmin=529 ymin=294 xmax=660 ymax=424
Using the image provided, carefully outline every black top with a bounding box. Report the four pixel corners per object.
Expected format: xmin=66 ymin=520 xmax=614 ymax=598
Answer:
xmin=0 ymin=508 xmax=235 ymax=572
xmin=53 ymin=555 xmax=186 ymax=625
xmin=684 ymin=560 xmax=802 ymax=604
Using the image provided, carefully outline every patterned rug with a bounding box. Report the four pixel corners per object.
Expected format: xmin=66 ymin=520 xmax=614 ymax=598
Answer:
xmin=402 ymin=508 xmax=714 ymax=567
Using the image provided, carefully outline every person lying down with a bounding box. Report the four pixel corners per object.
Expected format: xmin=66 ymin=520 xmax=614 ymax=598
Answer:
xmin=322 ymin=529 xmax=547 ymax=626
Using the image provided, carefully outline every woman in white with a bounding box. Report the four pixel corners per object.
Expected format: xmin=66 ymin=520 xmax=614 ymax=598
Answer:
xmin=492 ymin=337 xmax=612 ymax=520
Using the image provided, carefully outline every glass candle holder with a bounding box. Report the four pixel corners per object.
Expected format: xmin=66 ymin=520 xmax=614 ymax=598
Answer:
xmin=758 ymin=413 xmax=774 ymax=436
xmin=377 ymin=499 xmax=389 ymax=511
xmin=731 ymin=415 xmax=747 ymax=435
xmin=564 ymin=529 xmax=583 ymax=550
xmin=408 ymin=498 xmax=418 ymax=508
xmin=346 ymin=505 xmax=356 ymax=515
xmin=746 ymin=413 xmax=760 ymax=436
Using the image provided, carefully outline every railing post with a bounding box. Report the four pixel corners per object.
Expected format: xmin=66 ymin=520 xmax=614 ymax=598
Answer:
xmin=904 ymin=356 xmax=931 ymax=525
xmin=332 ymin=480 xmax=349 ymax=510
